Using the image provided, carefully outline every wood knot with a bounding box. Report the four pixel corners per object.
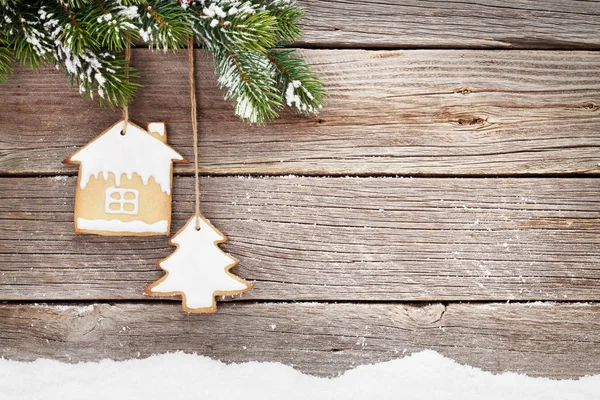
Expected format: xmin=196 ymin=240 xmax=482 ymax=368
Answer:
xmin=403 ymin=303 xmax=446 ymax=326
xmin=457 ymin=116 xmax=487 ymax=126
xmin=456 ymin=88 xmax=472 ymax=95
xmin=583 ymin=102 xmax=599 ymax=112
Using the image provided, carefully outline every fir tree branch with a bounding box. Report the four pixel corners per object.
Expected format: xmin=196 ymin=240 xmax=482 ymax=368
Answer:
xmin=60 ymin=49 xmax=141 ymax=109
xmin=267 ymin=48 xmax=326 ymax=115
xmin=212 ymin=46 xmax=281 ymax=124
xmin=0 ymin=36 xmax=12 ymax=82
xmin=188 ymin=3 xmax=278 ymax=54
xmin=0 ymin=0 xmax=327 ymax=122
xmin=266 ymin=0 xmax=303 ymax=44
xmin=138 ymin=0 xmax=190 ymax=50
xmin=60 ymin=0 xmax=94 ymax=8
xmin=81 ymin=0 xmax=139 ymax=50
xmin=3 ymin=4 xmax=54 ymax=68
xmin=57 ymin=2 xmax=99 ymax=55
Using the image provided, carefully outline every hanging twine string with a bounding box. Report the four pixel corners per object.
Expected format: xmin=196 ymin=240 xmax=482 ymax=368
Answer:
xmin=188 ymin=35 xmax=201 ymax=230
xmin=122 ymin=39 xmax=131 ymax=135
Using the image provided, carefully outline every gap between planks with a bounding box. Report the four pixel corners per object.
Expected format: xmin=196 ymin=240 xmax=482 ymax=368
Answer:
xmin=2 ymin=172 xmax=600 ymax=179
xmin=1 ymin=298 xmax=598 ymax=305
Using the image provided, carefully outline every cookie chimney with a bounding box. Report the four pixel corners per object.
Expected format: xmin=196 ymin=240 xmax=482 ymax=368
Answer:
xmin=147 ymin=122 xmax=167 ymax=143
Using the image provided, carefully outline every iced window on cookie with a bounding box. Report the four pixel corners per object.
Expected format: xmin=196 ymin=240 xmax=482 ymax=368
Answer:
xmin=105 ymin=187 xmax=139 ymax=215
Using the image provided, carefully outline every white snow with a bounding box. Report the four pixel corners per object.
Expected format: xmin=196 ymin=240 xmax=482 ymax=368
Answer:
xmin=40 ymin=304 xmax=94 ymax=314
xmin=0 ymin=350 xmax=597 ymax=400
xmin=285 ymin=81 xmax=302 ymax=108
xmin=94 ymin=72 xmax=106 ymax=87
xmin=139 ymin=28 xmax=150 ymax=42
xmin=203 ymin=6 xmax=215 ymax=17
xmin=235 ymin=96 xmax=258 ymax=122
xmin=117 ymin=6 xmax=139 ymax=20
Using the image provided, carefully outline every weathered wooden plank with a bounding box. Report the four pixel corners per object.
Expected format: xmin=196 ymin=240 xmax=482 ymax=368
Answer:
xmin=0 ymin=176 xmax=598 ymax=301
xmin=1 ymin=49 xmax=599 ymax=176
xmin=0 ymin=302 xmax=598 ymax=379
xmin=296 ymin=0 xmax=600 ymax=49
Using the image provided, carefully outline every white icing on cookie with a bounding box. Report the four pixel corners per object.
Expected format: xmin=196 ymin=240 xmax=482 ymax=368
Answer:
xmin=77 ymin=218 xmax=168 ymax=233
xmin=104 ymin=187 xmax=139 ymax=215
xmin=149 ymin=215 xmax=249 ymax=309
xmin=70 ymin=120 xmax=183 ymax=194
xmin=147 ymin=122 xmax=165 ymax=136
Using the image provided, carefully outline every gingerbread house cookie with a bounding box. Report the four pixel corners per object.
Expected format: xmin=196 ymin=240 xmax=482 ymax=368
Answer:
xmin=64 ymin=119 xmax=187 ymax=236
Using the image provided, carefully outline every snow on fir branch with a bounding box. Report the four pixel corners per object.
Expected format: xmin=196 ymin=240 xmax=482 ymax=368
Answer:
xmin=0 ymin=0 xmax=326 ymax=123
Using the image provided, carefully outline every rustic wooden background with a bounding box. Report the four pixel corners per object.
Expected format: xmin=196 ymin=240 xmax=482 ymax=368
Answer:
xmin=1 ymin=0 xmax=599 ymax=379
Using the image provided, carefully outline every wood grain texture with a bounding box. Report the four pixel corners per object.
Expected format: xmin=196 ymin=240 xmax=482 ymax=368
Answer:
xmin=1 ymin=176 xmax=598 ymax=301
xmin=296 ymin=0 xmax=600 ymax=49
xmin=1 ymin=1 xmax=599 ymax=379
xmin=1 ymin=49 xmax=599 ymax=176
xmin=0 ymin=302 xmax=598 ymax=379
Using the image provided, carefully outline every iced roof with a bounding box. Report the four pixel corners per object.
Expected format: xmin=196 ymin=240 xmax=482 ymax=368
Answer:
xmin=69 ymin=119 xmax=184 ymax=194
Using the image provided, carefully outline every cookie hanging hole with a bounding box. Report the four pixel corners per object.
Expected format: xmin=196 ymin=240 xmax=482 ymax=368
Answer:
xmin=120 ymin=130 xmax=126 ymax=136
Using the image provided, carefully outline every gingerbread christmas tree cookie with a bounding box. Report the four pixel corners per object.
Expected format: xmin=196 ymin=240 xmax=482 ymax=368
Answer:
xmin=145 ymin=214 xmax=253 ymax=313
